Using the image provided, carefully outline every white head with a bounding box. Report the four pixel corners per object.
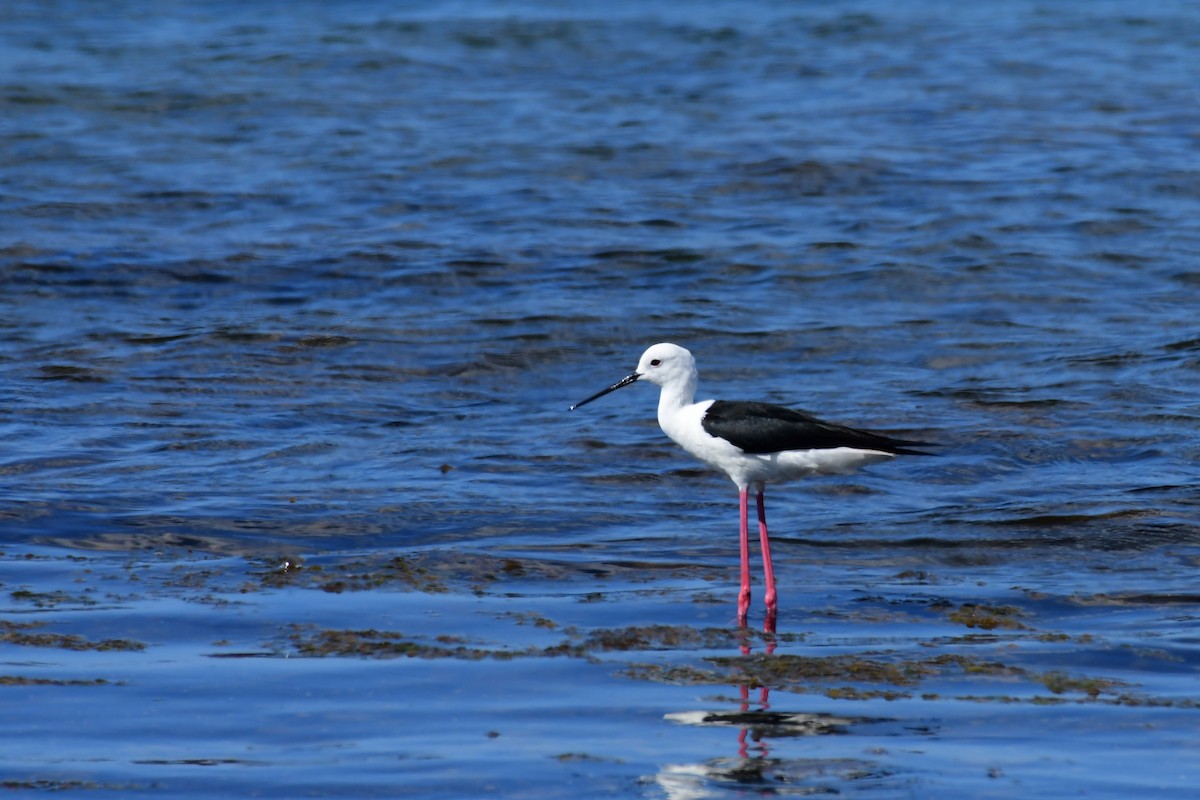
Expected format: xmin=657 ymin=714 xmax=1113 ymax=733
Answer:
xmin=569 ymin=342 xmax=698 ymax=410
xmin=634 ymin=343 xmax=696 ymax=388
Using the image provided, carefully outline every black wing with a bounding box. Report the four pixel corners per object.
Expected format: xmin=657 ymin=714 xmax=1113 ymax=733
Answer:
xmin=701 ymin=400 xmax=933 ymax=456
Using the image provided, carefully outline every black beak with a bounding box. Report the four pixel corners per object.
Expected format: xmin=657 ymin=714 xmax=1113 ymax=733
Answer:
xmin=569 ymin=372 xmax=640 ymax=410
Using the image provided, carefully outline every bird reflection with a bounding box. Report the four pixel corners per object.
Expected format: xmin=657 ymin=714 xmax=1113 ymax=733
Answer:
xmin=657 ymin=632 xmax=886 ymax=799
xmin=736 ymin=628 xmax=775 ymax=760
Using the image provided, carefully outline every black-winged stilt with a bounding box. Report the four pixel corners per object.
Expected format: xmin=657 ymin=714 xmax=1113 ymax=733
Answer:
xmin=571 ymin=342 xmax=932 ymax=630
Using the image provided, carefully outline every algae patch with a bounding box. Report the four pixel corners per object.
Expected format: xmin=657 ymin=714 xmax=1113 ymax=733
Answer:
xmin=944 ymin=603 xmax=1030 ymax=631
xmin=0 ymin=620 xmax=145 ymax=652
xmin=284 ymin=623 xmax=752 ymax=662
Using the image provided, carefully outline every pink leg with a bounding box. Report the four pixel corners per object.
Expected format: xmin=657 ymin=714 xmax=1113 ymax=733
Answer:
xmin=757 ymin=489 xmax=777 ymax=632
xmin=737 ymin=487 xmax=751 ymax=626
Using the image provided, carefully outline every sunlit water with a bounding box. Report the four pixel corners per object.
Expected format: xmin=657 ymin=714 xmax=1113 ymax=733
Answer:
xmin=3 ymin=1 xmax=1200 ymax=797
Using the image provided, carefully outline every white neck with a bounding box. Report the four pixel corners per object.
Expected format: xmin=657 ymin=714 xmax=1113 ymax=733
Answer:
xmin=656 ymin=374 xmax=697 ymax=415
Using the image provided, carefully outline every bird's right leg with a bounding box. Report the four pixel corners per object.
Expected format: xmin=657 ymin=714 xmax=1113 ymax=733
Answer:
xmin=737 ymin=486 xmax=751 ymax=626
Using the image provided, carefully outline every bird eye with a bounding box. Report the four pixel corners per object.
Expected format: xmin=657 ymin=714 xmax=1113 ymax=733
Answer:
xmin=650 ymin=359 xmax=661 ymax=367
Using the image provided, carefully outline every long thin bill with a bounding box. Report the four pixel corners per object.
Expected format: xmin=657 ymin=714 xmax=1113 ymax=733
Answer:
xmin=569 ymin=372 xmax=639 ymax=410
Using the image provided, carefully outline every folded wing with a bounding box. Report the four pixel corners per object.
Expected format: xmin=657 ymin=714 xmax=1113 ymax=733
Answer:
xmin=701 ymin=400 xmax=933 ymax=456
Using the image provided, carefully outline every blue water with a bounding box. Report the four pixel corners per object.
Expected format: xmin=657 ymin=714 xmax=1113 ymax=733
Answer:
xmin=3 ymin=1 xmax=1200 ymax=797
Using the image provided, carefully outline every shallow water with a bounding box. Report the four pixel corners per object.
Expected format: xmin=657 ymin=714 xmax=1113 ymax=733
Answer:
xmin=3 ymin=0 xmax=1200 ymax=796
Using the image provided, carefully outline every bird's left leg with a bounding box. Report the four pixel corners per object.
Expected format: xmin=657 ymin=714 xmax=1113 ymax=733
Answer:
xmin=756 ymin=486 xmax=777 ymax=630
xmin=737 ymin=486 xmax=752 ymax=626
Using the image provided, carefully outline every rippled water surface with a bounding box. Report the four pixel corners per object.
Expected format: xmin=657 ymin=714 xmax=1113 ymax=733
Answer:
xmin=3 ymin=1 xmax=1200 ymax=796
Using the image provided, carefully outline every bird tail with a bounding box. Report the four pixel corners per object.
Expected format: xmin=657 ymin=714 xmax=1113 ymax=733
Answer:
xmin=887 ymin=439 xmax=939 ymax=457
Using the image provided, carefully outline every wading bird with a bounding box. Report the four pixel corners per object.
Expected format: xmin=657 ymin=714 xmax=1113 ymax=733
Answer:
xmin=571 ymin=343 xmax=931 ymax=630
